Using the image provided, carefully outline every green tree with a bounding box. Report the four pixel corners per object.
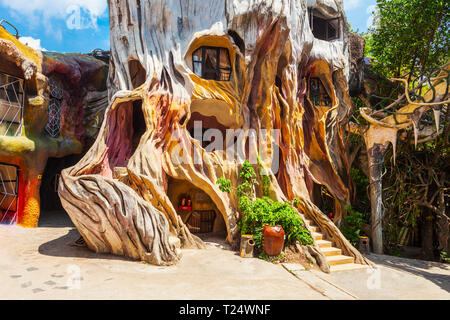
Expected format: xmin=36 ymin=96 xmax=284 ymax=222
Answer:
xmin=368 ymin=0 xmax=449 ymax=80
xmin=354 ymin=0 xmax=450 ymax=259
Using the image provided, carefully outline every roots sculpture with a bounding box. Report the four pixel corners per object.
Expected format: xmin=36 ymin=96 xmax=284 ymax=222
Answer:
xmin=59 ymin=0 xmax=373 ymax=268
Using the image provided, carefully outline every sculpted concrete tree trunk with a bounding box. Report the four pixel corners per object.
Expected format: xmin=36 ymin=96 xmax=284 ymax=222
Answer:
xmin=365 ymin=140 xmax=389 ymax=254
xmin=59 ymin=0 xmax=372 ymax=268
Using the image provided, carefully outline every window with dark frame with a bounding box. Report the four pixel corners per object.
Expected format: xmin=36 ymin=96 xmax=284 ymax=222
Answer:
xmin=309 ymin=9 xmax=340 ymax=41
xmin=192 ymin=46 xmax=232 ymax=81
xmin=45 ymin=77 xmax=63 ymax=138
xmin=0 ymin=163 xmax=19 ymax=220
xmin=0 ymin=72 xmax=24 ymax=137
xmin=309 ymin=77 xmax=332 ymax=107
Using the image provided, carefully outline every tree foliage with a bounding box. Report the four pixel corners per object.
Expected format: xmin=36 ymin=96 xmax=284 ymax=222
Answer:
xmin=367 ymin=0 xmax=449 ymax=80
xmin=349 ymin=0 xmax=450 ymax=260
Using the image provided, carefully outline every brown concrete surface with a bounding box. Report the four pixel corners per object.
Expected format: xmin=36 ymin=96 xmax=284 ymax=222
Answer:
xmin=0 ymin=211 xmax=449 ymax=300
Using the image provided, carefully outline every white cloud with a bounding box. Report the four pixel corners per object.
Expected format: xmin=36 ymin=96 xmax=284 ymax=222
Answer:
xmin=1 ymin=0 xmax=108 ymax=30
xmin=366 ymin=4 xmax=378 ymax=29
xmin=19 ymin=36 xmax=47 ymax=51
xmin=344 ymin=0 xmax=362 ymax=10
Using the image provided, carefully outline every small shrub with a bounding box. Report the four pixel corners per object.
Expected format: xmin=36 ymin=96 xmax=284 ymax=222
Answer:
xmin=216 ymin=161 xmax=313 ymax=259
xmin=341 ymin=205 xmax=365 ymax=246
xmin=237 ymin=160 xmax=258 ymax=198
xmin=441 ymin=251 xmax=450 ymax=263
xmin=239 ymin=196 xmax=313 ymax=249
xmin=217 ymin=176 xmax=232 ymax=193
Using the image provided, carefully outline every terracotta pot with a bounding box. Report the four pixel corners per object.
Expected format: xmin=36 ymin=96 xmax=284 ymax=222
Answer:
xmin=262 ymin=225 xmax=285 ymax=256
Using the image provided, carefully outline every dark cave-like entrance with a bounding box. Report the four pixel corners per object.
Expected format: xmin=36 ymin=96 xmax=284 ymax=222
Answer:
xmin=38 ymin=154 xmax=84 ymax=226
xmin=311 ymin=182 xmax=335 ymax=218
xmin=96 ymin=99 xmax=147 ymax=178
xmin=131 ymin=100 xmax=146 ymax=155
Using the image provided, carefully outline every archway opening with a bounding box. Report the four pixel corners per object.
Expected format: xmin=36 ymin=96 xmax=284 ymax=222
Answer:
xmin=167 ymin=176 xmax=227 ymax=237
xmin=84 ymin=99 xmax=146 ymax=179
xmin=38 ymin=154 xmax=83 ymax=227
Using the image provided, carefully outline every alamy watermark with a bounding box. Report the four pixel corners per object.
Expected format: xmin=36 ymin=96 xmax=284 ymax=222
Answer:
xmin=66 ymin=264 xmax=82 ymax=290
xmin=168 ymin=121 xmax=281 ymax=174
xmin=66 ymin=5 xmax=100 ymax=30
xmin=366 ymin=267 xmax=381 ymax=290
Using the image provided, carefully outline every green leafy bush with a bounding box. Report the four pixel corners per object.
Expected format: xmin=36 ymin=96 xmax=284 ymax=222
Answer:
xmin=217 ymin=160 xmax=313 ymax=255
xmin=216 ymin=176 xmax=232 ymax=193
xmin=237 ymin=160 xmax=258 ymax=198
xmin=350 ymin=167 xmax=370 ymax=215
xmin=239 ymin=196 xmax=313 ymax=249
xmin=441 ymin=251 xmax=450 ymax=264
xmin=341 ymin=205 xmax=365 ymax=246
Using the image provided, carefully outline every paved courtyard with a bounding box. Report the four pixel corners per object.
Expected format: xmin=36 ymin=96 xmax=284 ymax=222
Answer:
xmin=0 ymin=211 xmax=449 ymax=300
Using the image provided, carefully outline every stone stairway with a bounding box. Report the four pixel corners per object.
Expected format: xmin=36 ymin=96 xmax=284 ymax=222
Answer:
xmin=304 ymin=218 xmax=368 ymax=272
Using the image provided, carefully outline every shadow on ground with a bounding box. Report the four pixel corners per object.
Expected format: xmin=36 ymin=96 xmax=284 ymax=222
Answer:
xmin=37 ymin=224 xmax=231 ymax=263
xmin=368 ymin=254 xmax=450 ymax=293
xmin=38 ymin=210 xmax=74 ymax=228
xmin=38 ymin=228 xmax=134 ymax=263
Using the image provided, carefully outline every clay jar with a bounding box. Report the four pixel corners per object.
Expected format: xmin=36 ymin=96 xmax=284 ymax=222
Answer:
xmin=262 ymin=225 xmax=285 ymax=256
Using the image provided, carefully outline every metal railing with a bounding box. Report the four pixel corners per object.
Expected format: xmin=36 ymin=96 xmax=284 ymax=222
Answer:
xmin=0 ymin=20 xmax=19 ymax=39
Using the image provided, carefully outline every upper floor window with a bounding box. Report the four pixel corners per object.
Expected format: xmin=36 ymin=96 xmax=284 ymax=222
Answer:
xmin=309 ymin=78 xmax=332 ymax=107
xmin=192 ymin=47 xmax=232 ymax=81
xmin=45 ymin=77 xmax=63 ymax=138
xmin=309 ymin=9 xmax=340 ymax=41
xmin=0 ymin=72 xmax=24 ymax=137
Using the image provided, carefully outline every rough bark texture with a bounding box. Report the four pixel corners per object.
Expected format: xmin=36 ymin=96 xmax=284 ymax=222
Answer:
xmin=367 ymin=143 xmax=389 ymax=254
xmin=59 ymin=0 xmax=371 ymax=267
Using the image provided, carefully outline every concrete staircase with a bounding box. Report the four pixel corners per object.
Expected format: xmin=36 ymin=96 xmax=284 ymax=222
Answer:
xmin=304 ymin=218 xmax=368 ymax=272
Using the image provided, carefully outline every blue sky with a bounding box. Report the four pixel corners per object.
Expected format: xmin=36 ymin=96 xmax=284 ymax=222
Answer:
xmin=0 ymin=0 xmax=376 ymax=53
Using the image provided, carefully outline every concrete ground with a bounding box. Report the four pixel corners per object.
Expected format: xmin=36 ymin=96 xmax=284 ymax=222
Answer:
xmin=0 ymin=211 xmax=449 ymax=300
xmin=314 ymin=254 xmax=450 ymax=300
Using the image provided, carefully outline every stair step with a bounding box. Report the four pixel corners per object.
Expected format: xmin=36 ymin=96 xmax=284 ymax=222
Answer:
xmin=309 ymin=226 xmax=319 ymax=232
xmin=326 ymin=255 xmax=355 ymax=266
xmin=330 ymin=263 xmax=369 ymax=272
xmin=312 ymin=232 xmax=323 ymax=240
xmin=316 ymin=240 xmax=332 ymax=248
xmin=320 ymin=247 xmax=342 ymax=256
